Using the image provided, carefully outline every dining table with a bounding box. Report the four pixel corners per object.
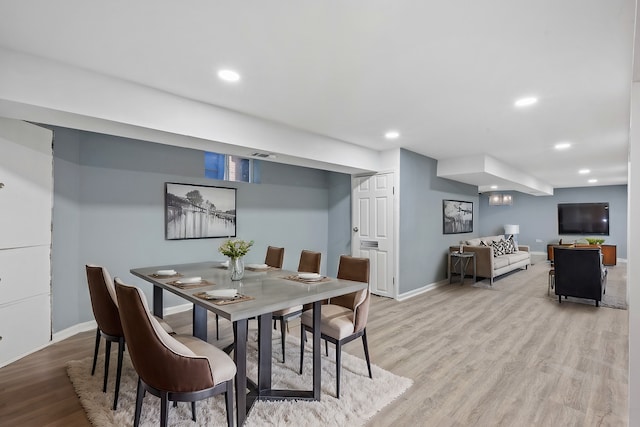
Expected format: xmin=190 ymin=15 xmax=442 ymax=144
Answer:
xmin=130 ymin=261 xmax=367 ymax=426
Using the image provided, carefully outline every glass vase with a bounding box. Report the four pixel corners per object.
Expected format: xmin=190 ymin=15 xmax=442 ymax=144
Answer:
xmin=230 ymin=257 xmax=244 ymax=281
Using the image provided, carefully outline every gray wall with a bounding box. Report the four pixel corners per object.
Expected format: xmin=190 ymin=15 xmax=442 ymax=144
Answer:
xmin=478 ymin=186 xmax=628 ymax=258
xmin=327 ymin=172 xmax=352 ymax=276
xmin=51 ymin=127 xmax=348 ymax=332
xmin=398 ymin=149 xmax=479 ymax=293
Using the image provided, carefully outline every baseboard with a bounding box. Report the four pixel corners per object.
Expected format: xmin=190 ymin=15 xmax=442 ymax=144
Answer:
xmin=52 ymin=303 xmax=193 ymax=344
xmin=396 ymin=279 xmax=449 ymax=301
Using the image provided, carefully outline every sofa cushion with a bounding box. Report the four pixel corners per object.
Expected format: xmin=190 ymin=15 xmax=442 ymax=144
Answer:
xmin=493 ymin=256 xmax=510 ymax=269
xmin=505 ymin=252 xmax=530 ymax=264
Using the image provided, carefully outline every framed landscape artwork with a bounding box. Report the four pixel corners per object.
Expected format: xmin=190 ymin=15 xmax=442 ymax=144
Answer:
xmin=165 ymin=182 xmax=237 ymax=240
xmin=443 ymin=199 xmax=473 ymax=234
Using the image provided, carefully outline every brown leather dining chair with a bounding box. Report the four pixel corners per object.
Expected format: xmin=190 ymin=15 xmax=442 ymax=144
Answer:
xmin=114 ymin=279 xmax=236 ymax=427
xmin=272 ymin=250 xmax=322 ymax=362
xmin=85 ymin=264 xmax=175 ymax=410
xmin=299 ymin=255 xmax=373 ymax=398
xmin=265 ymin=245 xmax=285 ymax=268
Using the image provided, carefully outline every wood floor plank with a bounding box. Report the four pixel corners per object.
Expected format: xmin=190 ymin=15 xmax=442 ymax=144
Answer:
xmin=0 ymin=261 xmax=629 ymax=426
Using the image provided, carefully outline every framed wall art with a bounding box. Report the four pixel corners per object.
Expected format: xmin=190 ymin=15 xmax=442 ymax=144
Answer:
xmin=165 ymin=182 xmax=237 ymax=240
xmin=443 ymin=199 xmax=473 ymax=234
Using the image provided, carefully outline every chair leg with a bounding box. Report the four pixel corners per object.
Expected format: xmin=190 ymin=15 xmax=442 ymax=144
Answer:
xmin=325 ymin=339 xmax=329 ymax=356
xmin=596 ymin=300 xmax=599 ymax=307
xmin=558 ymin=295 xmax=562 ymax=304
xmin=134 ymin=378 xmax=144 ymax=427
xmin=91 ymin=328 xmax=100 ymax=376
xmin=362 ymin=329 xmax=372 ymax=379
xmin=280 ymin=318 xmax=286 ymax=363
xmin=191 ymin=401 xmax=196 ymax=421
xmin=103 ymin=339 xmax=111 ymax=393
xmin=216 ymin=314 xmax=220 ymax=340
xmin=335 ymin=342 xmax=342 ymax=398
xmin=113 ymin=337 xmax=125 ymax=410
xmin=225 ymin=380 xmax=234 ymax=427
xmin=160 ymin=391 xmax=169 ymax=427
xmin=299 ymin=327 xmax=305 ymax=374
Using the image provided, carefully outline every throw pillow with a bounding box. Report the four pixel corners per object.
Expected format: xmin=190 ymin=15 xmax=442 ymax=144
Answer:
xmin=492 ymin=240 xmax=505 ymax=257
xmin=507 ymin=235 xmax=518 ymax=252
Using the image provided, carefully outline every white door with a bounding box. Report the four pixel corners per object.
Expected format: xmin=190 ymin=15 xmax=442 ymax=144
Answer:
xmin=351 ymin=172 xmax=394 ymax=297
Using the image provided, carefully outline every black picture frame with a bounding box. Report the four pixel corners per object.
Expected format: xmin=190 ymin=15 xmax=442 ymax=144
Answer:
xmin=443 ymin=199 xmax=473 ymax=234
xmin=165 ymin=182 xmax=237 ymax=240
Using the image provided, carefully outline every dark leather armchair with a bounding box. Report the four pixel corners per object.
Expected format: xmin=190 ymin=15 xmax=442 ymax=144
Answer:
xmin=554 ymin=247 xmax=607 ymax=307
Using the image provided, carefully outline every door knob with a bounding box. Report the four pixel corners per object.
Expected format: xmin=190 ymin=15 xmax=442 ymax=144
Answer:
xmin=353 ymin=227 xmax=359 ymax=232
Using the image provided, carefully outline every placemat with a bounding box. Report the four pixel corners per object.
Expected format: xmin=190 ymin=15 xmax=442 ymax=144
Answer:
xmin=167 ymin=279 xmax=215 ymax=289
xmin=149 ymin=273 xmax=184 ymax=279
xmin=192 ymin=292 xmax=254 ymax=305
xmin=282 ymin=274 xmax=332 ymax=284
xmin=246 ymin=266 xmax=279 ymax=272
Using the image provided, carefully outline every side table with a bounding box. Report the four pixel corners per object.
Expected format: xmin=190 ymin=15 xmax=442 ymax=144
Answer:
xmin=449 ymin=252 xmax=476 ymax=285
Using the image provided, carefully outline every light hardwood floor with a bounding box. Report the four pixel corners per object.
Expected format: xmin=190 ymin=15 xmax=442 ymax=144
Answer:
xmin=0 ymin=262 xmax=628 ymax=426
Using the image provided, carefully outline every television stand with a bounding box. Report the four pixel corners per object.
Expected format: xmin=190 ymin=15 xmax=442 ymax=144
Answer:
xmin=547 ymin=243 xmax=616 ymax=266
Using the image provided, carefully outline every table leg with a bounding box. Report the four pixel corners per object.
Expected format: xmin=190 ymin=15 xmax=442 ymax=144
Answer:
xmin=257 ymin=313 xmax=272 ymax=392
xmin=233 ymin=319 xmax=248 ymax=427
xmin=472 ymin=256 xmax=476 ymax=283
xmin=153 ymin=286 xmax=163 ymax=318
xmin=312 ymin=300 xmax=321 ymax=399
xmin=192 ymin=304 xmax=207 ymax=341
xmin=461 ymin=258 xmax=469 ymax=285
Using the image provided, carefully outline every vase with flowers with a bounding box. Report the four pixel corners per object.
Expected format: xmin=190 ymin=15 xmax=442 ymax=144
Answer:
xmin=218 ymin=238 xmax=254 ymax=280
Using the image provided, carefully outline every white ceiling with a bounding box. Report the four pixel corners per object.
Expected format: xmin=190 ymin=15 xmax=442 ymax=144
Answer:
xmin=0 ymin=1 xmax=635 ymax=193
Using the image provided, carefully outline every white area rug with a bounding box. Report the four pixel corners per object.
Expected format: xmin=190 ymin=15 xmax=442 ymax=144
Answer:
xmin=67 ymin=332 xmax=412 ymax=426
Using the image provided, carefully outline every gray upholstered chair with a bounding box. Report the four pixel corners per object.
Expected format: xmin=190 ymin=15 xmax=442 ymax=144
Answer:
xmin=85 ymin=264 xmax=174 ymax=410
xmin=114 ymin=279 xmax=236 ymax=427
xmin=554 ymin=247 xmax=607 ymax=306
xmin=299 ymin=255 xmax=373 ymax=398
xmin=272 ymin=250 xmax=322 ymax=362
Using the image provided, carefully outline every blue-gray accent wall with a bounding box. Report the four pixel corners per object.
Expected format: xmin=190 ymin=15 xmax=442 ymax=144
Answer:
xmin=398 ymin=149 xmax=479 ymax=293
xmin=478 ymin=186 xmax=628 ymax=258
xmin=50 ymin=127 xmax=349 ymax=332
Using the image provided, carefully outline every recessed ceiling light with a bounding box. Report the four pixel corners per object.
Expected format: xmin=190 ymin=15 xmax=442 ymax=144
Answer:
xmin=578 ymin=169 xmax=590 ymax=174
xmin=217 ymin=69 xmax=241 ymax=82
xmin=490 ymin=185 xmax=498 ymax=189
xmin=514 ymin=96 xmax=538 ymax=107
xmin=588 ymin=179 xmax=598 ymax=183
xmin=384 ymin=130 xmax=400 ymax=140
xmin=554 ymin=142 xmax=572 ymax=150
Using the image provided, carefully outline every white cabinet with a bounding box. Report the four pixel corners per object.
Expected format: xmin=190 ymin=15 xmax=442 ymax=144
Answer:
xmin=0 ymin=118 xmax=53 ymax=367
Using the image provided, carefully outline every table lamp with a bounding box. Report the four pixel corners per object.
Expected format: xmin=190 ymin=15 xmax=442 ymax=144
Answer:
xmin=504 ymin=224 xmax=519 ymax=246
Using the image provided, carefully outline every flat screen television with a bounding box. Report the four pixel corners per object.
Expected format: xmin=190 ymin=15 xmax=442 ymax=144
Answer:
xmin=557 ymin=202 xmax=609 ymax=235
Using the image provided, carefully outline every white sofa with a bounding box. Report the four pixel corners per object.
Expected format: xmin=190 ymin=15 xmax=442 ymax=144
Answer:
xmin=449 ymin=235 xmax=531 ymax=285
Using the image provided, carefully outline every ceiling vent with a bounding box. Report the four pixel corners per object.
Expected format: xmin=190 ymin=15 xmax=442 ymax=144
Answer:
xmin=251 ymin=152 xmax=271 ymax=158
